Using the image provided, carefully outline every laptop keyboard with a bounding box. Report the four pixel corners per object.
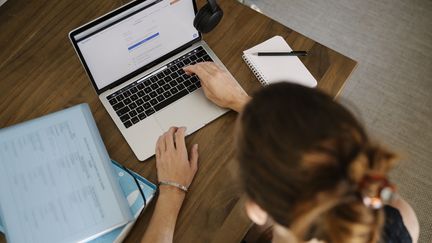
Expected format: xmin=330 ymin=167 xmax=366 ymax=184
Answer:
xmin=106 ymin=46 xmax=213 ymax=128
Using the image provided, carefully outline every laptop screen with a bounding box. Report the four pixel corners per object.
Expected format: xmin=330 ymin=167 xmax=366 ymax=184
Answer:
xmin=71 ymin=0 xmax=199 ymax=91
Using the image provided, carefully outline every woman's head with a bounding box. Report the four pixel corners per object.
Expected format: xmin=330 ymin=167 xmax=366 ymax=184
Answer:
xmin=237 ymin=83 xmax=396 ymax=242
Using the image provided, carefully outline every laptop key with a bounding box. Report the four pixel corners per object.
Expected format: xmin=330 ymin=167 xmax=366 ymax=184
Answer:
xmin=203 ymin=55 xmax=212 ymax=61
xmin=150 ymin=77 xmax=157 ymax=83
xmin=151 ymin=83 xmax=158 ymax=90
xmin=131 ymin=116 xmax=139 ymax=124
xmin=123 ymin=98 xmax=132 ymax=105
xmin=169 ymin=80 xmax=178 ymax=87
xmin=143 ymin=95 xmax=150 ymax=102
xmin=164 ymin=76 xmax=171 ymax=82
xmin=113 ymin=102 xmax=124 ymax=111
xmin=157 ymin=95 xmax=164 ymax=102
xmin=197 ymin=50 xmax=206 ymax=56
xmin=191 ymin=76 xmax=199 ymax=84
xmin=123 ymin=90 xmax=132 ymax=97
xmin=129 ymin=110 xmax=137 ymax=117
xmin=109 ymin=98 xmax=117 ymax=105
xmin=117 ymin=106 xmax=130 ymax=116
xmin=171 ymin=72 xmax=179 ymax=79
xmin=157 ymin=73 xmax=164 ymax=79
xmin=163 ymin=84 xmax=171 ymax=91
xmin=138 ymin=113 xmax=146 ymax=120
xmin=184 ymin=80 xmax=192 ymax=87
xmin=124 ymin=120 xmax=132 ymax=128
xmin=116 ymin=95 xmax=124 ymax=102
xmin=137 ymin=83 xmax=144 ymax=90
xmin=156 ymin=87 xmax=164 ymax=94
xmin=136 ymin=99 xmax=144 ymax=105
xmin=150 ymin=91 xmax=157 ymax=98
xmin=145 ymin=108 xmax=155 ymax=116
xmin=157 ymin=80 xmax=165 ymax=86
xmin=170 ymin=87 xmax=179 ymax=94
xmin=187 ymin=84 xmax=197 ymax=92
xmin=181 ymin=73 xmax=189 ymax=79
xmin=144 ymin=79 xmax=151 ymax=86
xmin=129 ymin=103 xmax=137 ymax=110
xmin=136 ymin=106 xmax=144 ymax=113
xmin=176 ymin=83 xmax=185 ymax=90
xmin=137 ymin=91 xmax=145 ymax=97
xmin=150 ymin=99 xmax=158 ymax=105
xmin=154 ymin=89 xmax=188 ymax=112
xmin=120 ymin=114 xmax=130 ymax=122
xmin=184 ymin=57 xmax=192 ymax=64
xmin=143 ymin=103 xmax=151 ymax=109
xmin=163 ymin=91 xmax=171 ymax=98
xmin=131 ymin=87 xmax=138 ymax=93
xmin=130 ymin=94 xmax=138 ymax=100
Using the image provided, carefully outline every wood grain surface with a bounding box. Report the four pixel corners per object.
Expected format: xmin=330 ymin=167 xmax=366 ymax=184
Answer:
xmin=0 ymin=0 xmax=356 ymax=242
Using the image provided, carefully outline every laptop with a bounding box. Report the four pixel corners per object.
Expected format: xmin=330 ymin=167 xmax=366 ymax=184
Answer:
xmin=69 ymin=0 xmax=229 ymax=161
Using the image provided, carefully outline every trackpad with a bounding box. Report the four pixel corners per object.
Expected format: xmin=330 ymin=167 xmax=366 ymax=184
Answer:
xmin=154 ymin=90 xmax=226 ymax=133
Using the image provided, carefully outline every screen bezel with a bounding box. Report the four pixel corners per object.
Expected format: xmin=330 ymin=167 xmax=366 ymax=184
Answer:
xmin=69 ymin=0 xmax=201 ymax=94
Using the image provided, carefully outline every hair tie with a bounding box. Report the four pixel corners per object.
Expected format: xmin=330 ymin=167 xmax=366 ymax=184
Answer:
xmin=358 ymin=174 xmax=396 ymax=209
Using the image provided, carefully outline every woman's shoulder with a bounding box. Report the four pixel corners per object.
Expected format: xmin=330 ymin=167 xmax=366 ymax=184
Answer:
xmin=382 ymin=205 xmax=412 ymax=243
xmin=382 ymin=195 xmax=419 ymax=243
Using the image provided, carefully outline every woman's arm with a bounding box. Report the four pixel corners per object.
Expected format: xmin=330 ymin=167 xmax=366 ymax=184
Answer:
xmin=183 ymin=62 xmax=250 ymax=113
xmin=140 ymin=187 xmax=185 ymax=243
xmin=141 ymin=127 xmax=199 ymax=243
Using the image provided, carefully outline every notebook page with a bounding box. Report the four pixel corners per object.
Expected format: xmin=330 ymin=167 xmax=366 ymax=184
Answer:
xmin=0 ymin=104 xmax=132 ymax=243
xmin=243 ymin=36 xmax=317 ymax=87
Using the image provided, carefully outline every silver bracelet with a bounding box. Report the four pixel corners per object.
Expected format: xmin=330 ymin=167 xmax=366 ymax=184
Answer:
xmin=158 ymin=180 xmax=188 ymax=193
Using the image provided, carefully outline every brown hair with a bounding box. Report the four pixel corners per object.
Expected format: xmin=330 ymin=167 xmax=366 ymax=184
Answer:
xmin=237 ymin=83 xmax=396 ymax=243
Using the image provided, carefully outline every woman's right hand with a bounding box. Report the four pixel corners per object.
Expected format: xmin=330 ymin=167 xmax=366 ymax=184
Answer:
xmin=183 ymin=62 xmax=250 ymax=112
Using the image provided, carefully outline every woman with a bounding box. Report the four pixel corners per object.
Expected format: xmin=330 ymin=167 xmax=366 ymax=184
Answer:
xmin=141 ymin=62 xmax=419 ymax=243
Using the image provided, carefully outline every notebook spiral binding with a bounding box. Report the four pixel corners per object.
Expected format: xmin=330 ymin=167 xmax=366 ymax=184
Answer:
xmin=242 ymin=54 xmax=268 ymax=86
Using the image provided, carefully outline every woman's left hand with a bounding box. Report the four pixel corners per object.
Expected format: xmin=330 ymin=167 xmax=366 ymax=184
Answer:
xmin=155 ymin=127 xmax=199 ymax=188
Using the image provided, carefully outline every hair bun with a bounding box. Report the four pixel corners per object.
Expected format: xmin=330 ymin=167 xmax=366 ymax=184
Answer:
xmin=358 ymin=174 xmax=396 ymax=209
xmin=348 ymin=145 xmax=398 ymax=209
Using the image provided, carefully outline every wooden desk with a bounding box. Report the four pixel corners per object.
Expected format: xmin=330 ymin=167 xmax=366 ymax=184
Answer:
xmin=0 ymin=0 xmax=356 ymax=242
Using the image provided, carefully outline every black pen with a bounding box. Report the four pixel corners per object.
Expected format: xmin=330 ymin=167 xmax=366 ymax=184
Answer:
xmin=253 ymin=51 xmax=308 ymax=56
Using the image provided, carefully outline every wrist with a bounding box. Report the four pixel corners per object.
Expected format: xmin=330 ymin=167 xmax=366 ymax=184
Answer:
xmin=159 ymin=185 xmax=186 ymax=203
xmin=231 ymin=93 xmax=250 ymax=113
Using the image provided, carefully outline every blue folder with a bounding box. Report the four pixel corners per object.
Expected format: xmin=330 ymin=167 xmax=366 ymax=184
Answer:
xmin=0 ymin=160 xmax=156 ymax=242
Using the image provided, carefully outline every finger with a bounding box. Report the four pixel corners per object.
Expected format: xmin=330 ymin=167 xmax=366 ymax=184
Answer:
xmin=190 ymin=144 xmax=199 ymax=171
xmin=156 ymin=134 xmax=165 ymax=152
xmin=183 ymin=65 xmax=196 ymax=75
xmin=174 ymin=127 xmax=187 ymax=151
xmin=155 ymin=138 xmax=161 ymax=158
xmin=183 ymin=64 xmax=211 ymax=80
xmin=164 ymin=127 xmax=176 ymax=150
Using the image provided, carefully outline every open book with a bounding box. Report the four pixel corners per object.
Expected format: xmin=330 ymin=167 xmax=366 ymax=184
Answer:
xmin=0 ymin=104 xmax=156 ymax=243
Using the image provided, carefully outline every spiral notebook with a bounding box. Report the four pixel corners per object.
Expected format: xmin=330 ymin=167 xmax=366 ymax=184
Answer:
xmin=242 ymin=36 xmax=317 ymax=87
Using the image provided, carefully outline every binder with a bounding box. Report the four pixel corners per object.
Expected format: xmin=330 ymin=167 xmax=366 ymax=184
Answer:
xmin=0 ymin=104 xmax=156 ymax=243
